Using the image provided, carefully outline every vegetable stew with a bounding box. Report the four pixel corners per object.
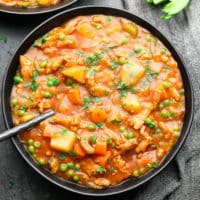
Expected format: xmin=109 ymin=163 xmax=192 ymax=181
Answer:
xmin=11 ymin=15 xmax=185 ymax=189
xmin=0 ymin=0 xmax=61 ymax=8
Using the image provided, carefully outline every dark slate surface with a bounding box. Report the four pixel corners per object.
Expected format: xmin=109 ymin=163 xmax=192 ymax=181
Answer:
xmin=0 ymin=0 xmax=199 ymax=200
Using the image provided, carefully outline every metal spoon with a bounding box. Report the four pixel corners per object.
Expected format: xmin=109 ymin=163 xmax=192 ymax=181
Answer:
xmin=0 ymin=110 xmax=55 ymax=142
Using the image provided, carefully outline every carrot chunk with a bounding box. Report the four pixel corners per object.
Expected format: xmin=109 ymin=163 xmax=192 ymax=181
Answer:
xmin=91 ymin=108 xmax=107 ymax=123
xmin=94 ymin=142 xmax=107 ymax=155
xmin=67 ymin=86 xmax=83 ymax=105
xmin=73 ymin=142 xmax=86 ymax=157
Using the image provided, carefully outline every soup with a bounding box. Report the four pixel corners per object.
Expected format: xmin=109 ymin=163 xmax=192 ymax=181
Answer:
xmin=11 ymin=15 xmax=185 ymax=189
xmin=0 ymin=0 xmax=61 ymax=8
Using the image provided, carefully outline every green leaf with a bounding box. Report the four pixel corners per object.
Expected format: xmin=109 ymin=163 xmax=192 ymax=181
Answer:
xmin=153 ymin=0 xmax=167 ymax=5
xmin=0 ymin=35 xmax=7 ymax=43
xmin=162 ymin=0 xmax=190 ymax=15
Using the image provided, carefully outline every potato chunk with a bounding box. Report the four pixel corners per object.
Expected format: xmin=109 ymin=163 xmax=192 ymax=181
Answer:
xmin=20 ymin=55 xmax=34 ymax=81
xmin=121 ymin=93 xmax=141 ymax=113
xmin=120 ymin=62 xmax=145 ymax=86
xmin=62 ymin=66 xmax=86 ymax=84
xmin=50 ymin=131 xmax=76 ymax=153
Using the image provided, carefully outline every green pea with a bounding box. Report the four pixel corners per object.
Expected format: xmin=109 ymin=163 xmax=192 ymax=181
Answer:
xmin=28 ymin=145 xmax=35 ymax=154
xmin=88 ymin=124 xmax=96 ymax=131
xmin=119 ymin=57 xmax=127 ymax=64
xmin=163 ymin=81 xmax=171 ymax=89
xmin=22 ymin=2 xmax=29 ymax=8
xmin=67 ymin=169 xmax=74 ymax=177
xmin=125 ymin=132 xmax=134 ymax=139
xmin=74 ymin=164 xmax=80 ymax=171
xmin=40 ymin=60 xmax=48 ymax=68
xmin=122 ymin=38 xmax=129 ymax=44
xmin=145 ymin=118 xmax=152 ymax=125
xmin=18 ymin=110 xmax=25 ymax=116
xmin=34 ymin=141 xmax=41 ymax=148
xmin=52 ymin=79 xmax=60 ymax=86
xmin=11 ymin=99 xmax=18 ymax=105
xmin=48 ymin=76 xmax=54 ymax=81
xmin=96 ymin=24 xmax=102 ymax=30
xmin=14 ymin=76 xmax=22 ymax=84
xmin=146 ymin=35 xmax=152 ymax=41
xmin=133 ymin=170 xmax=139 ymax=177
xmin=47 ymin=81 xmax=54 ymax=87
xmin=161 ymin=110 xmax=169 ymax=118
xmin=38 ymin=158 xmax=45 ymax=166
xmin=59 ymin=33 xmax=66 ymax=41
xmin=134 ymin=47 xmax=142 ymax=53
xmin=44 ymin=91 xmax=52 ymax=98
xmin=161 ymin=48 xmax=167 ymax=54
xmin=163 ymin=99 xmax=170 ymax=106
xmin=28 ymin=139 xmax=33 ymax=145
xmin=60 ymin=164 xmax=67 ymax=172
xmin=73 ymin=175 xmax=79 ymax=182
xmin=149 ymin=121 xmax=156 ymax=128
xmin=131 ymin=87 xmax=137 ymax=93
xmin=67 ymin=162 xmax=73 ymax=169
xmin=107 ymin=16 xmax=112 ymax=21
xmin=88 ymin=54 xmax=95 ymax=60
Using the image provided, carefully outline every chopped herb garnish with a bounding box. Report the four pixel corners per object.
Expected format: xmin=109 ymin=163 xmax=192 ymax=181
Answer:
xmin=117 ymin=82 xmax=129 ymax=90
xmin=59 ymin=129 xmax=68 ymax=135
xmin=91 ymin=97 xmax=102 ymax=103
xmin=96 ymin=166 xmax=105 ymax=174
xmin=164 ymin=65 xmax=171 ymax=70
xmin=75 ymin=50 xmax=85 ymax=57
xmin=152 ymin=161 xmax=159 ymax=168
xmin=90 ymin=135 xmax=98 ymax=144
xmin=119 ymin=90 xmax=128 ymax=98
xmin=29 ymin=96 xmax=34 ymax=102
xmin=83 ymin=97 xmax=90 ymax=109
xmin=0 ymin=35 xmax=7 ymax=43
xmin=111 ymin=119 xmax=122 ymax=124
xmin=59 ymin=153 xmax=67 ymax=160
xmin=110 ymin=60 xmax=119 ymax=69
xmin=68 ymin=150 xmax=77 ymax=156
xmin=85 ymin=53 xmax=103 ymax=66
xmin=102 ymin=47 xmax=109 ymax=53
xmin=89 ymin=69 xmax=98 ymax=76
xmin=40 ymin=33 xmax=50 ymax=44
xmin=96 ymin=122 xmax=103 ymax=128
xmin=24 ymin=82 xmax=32 ymax=88
xmin=32 ymin=40 xmax=38 ymax=47
xmin=128 ymin=51 xmax=134 ymax=57
xmin=151 ymin=72 xmax=159 ymax=78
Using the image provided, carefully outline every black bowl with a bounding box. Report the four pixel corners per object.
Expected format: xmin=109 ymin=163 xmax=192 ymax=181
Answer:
xmin=0 ymin=0 xmax=77 ymax=15
xmin=1 ymin=6 xmax=194 ymax=196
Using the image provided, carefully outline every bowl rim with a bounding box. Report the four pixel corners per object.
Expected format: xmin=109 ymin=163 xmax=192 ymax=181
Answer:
xmin=1 ymin=5 xmax=194 ymax=196
xmin=0 ymin=0 xmax=77 ymax=15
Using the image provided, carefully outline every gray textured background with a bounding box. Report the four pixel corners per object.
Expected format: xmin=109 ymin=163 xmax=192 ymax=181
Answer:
xmin=0 ymin=0 xmax=199 ymax=200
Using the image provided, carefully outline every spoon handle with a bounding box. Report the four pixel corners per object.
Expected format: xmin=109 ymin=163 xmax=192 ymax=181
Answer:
xmin=0 ymin=110 xmax=55 ymax=142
